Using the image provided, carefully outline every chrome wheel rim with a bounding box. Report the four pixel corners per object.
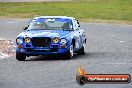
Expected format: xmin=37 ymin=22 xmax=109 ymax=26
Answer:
xmin=70 ymin=45 xmax=73 ymax=57
xmin=83 ymin=43 xmax=85 ymax=50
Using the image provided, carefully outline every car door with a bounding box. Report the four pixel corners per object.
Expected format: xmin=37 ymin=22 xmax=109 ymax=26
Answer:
xmin=76 ymin=19 xmax=84 ymax=48
xmin=73 ymin=19 xmax=82 ymax=50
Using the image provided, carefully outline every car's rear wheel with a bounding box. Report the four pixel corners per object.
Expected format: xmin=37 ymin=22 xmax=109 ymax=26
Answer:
xmin=16 ymin=52 xmax=26 ymax=61
xmin=77 ymin=44 xmax=85 ymax=55
xmin=65 ymin=44 xmax=74 ymax=59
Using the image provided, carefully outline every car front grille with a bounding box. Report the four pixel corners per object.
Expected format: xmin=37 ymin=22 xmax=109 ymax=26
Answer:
xmin=32 ymin=37 xmax=51 ymax=47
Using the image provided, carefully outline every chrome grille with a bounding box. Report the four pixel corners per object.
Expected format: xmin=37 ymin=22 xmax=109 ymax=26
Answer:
xmin=32 ymin=37 xmax=51 ymax=47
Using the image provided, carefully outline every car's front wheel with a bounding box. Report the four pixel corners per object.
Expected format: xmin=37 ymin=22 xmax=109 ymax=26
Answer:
xmin=16 ymin=52 xmax=26 ymax=61
xmin=65 ymin=44 xmax=74 ymax=59
xmin=77 ymin=44 xmax=85 ymax=55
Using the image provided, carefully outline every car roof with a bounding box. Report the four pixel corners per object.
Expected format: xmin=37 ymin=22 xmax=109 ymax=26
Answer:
xmin=33 ymin=16 xmax=75 ymax=20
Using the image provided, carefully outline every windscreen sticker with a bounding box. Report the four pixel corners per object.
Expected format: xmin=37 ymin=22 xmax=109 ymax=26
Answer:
xmin=46 ymin=19 xmax=55 ymax=22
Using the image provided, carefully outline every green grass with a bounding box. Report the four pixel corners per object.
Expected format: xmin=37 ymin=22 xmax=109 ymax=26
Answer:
xmin=0 ymin=0 xmax=132 ymax=21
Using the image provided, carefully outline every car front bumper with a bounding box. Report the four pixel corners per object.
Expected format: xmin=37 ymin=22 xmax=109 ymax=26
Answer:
xmin=16 ymin=47 xmax=69 ymax=56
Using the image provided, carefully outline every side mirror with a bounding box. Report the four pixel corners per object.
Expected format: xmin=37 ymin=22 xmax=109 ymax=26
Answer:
xmin=23 ymin=27 xmax=28 ymax=30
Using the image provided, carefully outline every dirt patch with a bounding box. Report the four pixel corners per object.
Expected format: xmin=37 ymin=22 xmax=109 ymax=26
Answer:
xmin=0 ymin=37 xmax=15 ymax=59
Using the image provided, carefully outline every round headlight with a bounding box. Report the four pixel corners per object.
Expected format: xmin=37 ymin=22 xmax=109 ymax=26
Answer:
xmin=16 ymin=38 xmax=23 ymax=44
xmin=25 ymin=37 xmax=30 ymax=43
xmin=60 ymin=38 xmax=66 ymax=45
xmin=53 ymin=37 xmax=59 ymax=43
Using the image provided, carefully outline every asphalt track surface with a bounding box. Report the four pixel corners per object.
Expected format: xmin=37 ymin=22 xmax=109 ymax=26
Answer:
xmin=0 ymin=18 xmax=132 ymax=88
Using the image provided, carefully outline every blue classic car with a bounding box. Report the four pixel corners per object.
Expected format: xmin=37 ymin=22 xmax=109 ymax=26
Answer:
xmin=16 ymin=16 xmax=86 ymax=61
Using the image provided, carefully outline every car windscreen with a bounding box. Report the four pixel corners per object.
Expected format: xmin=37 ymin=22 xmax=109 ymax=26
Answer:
xmin=28 ymin=18 xmax=73 ymax=30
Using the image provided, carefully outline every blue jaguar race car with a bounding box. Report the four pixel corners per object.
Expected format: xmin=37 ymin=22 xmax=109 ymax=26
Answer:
xmin=16 ymin=16 xmax=86 ymax=61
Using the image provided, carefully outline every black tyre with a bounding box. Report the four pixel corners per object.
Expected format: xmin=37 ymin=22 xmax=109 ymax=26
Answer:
xmin=16 ymin=52 xmax=26 ymax=61
xmin=65 ymin=44 xmax=74 ymax=59
xmin=77 ymin=44 xmax=85 ymax=55
xmin=76 ymin=75 xmax=87 ymax=85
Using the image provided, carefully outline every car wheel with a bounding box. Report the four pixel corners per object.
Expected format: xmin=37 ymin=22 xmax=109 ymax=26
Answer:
xmin=77 ymin=44 xmax=85 ymax=55
xmin=76 ymin=75 xmax=87 ymax=86
xmin=16 ymin=52 xmax=26 ymax=61
xmin=65 ymin=44 xmax=74 ymax=59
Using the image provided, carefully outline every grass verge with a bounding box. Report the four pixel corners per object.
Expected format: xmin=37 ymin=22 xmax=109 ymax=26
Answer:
xmin=0 ymin=0 xmax=132 ymax=22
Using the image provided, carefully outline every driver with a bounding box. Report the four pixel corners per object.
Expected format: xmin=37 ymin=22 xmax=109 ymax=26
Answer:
xmin=61 ymin=22 xmax=70 ymax=29
xmin=35 ymin=22 xmax=45 ymax=29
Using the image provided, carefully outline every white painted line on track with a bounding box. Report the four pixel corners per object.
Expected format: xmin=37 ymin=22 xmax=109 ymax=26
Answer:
xmin=112 ymin=35 xmax=115 ymax=36
xmin=7 ymin=22 xmax=20 ymax=24
xmin=120 ymin=41 xmax=126 ymax=43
